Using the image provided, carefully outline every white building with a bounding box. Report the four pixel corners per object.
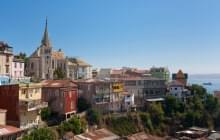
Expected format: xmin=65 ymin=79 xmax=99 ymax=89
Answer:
xmin=67 ymin=57 xmax=92 ymax=80
xmin=168 ymin=80 xmax=191 ymax=100
xmin=97 ymin=68 xmax=112 ymax=79
xmin=123 ymin=93 xmax=135 ymax=111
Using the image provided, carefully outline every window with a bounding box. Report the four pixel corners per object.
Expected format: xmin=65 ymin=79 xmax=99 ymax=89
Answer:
xmin=82 ymin=67 xmax=85 ymax=72
xmin=71 ymin=101 xmax=74 ymax=110
xmin=69 ymin=92 xmax=72 ymax=98
xmin=5 ymin=65 xmax=9 ymax=73
xmin=52 ymin=60 xmax=54 ymax=69
xmin=15 ymin=62 xmax=17 ymax=68
xmin=14 ymin=71 xmax=17 ymax=77
xmin=175 ymin=88 xmax=178 ymax=90
xmin=22 ymin=90 xmax=26 ymax=94
xmin=35 ymin=88 xmax=39 ymax=93
xmin=31 ymin=62 xmax=34 ymax=69
xmin=6 ymin=55 xmax=9 ymax=63
xmin=20 ymin=63 xmax=22 ymax=68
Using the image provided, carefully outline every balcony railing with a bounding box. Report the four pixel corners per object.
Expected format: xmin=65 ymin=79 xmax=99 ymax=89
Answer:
xmin=19 ymin=100 xmax=48 ymax=111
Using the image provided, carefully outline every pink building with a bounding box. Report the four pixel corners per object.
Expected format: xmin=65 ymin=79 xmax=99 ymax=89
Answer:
xmin=11 ymin=58 xmax=24 ymax=79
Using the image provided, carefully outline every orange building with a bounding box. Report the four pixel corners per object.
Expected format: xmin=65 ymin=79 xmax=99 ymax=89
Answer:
xmin=172 ymin=70 xmax=188 ymax=86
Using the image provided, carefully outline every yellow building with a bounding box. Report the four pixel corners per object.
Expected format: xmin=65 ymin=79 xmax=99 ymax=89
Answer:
xmin=19 ymin=83 xmax=48 ymax=129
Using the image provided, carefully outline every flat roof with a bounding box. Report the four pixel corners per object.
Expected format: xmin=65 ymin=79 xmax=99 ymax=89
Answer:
xmin=74 ymin=128 xmax=120 ymax=140
xmin=146 ymin=98 xmax=164 ymax=102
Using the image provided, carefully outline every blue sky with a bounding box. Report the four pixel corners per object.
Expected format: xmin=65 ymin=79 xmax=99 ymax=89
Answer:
xmin=0 ymin=0 xmax=220 ymax=74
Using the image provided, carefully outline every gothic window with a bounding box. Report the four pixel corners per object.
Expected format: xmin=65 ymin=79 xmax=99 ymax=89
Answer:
xmin=6 ymin=55 xmax=9 ymax=63
xmin=52 ymin=60 xmax=54 ymax=69
xmin=31 ymin=62 xmax=34 ymax=70
xmin=5 ymin=65 xmax=9 ymax=73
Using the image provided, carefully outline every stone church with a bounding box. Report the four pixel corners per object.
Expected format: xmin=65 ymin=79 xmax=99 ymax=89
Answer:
xmin=26 ymin=19 xmax=92 ymax=80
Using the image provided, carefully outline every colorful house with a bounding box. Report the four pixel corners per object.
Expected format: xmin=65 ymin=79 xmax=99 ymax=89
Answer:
xmin=0 ymin=83 xmax=48 ymax=129
xmin=172 ymin=70 xmax=188 ymax=86
xmin=41 ymin=80 xmax=78 ymax=119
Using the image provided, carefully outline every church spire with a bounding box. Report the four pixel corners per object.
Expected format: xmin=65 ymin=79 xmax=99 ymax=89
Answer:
xmin=41 ymin=17 xmax=50 ymax=47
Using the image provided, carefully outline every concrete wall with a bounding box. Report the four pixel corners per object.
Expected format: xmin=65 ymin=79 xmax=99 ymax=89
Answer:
xmin=0 ymin=54 xmax=13 ymax=76
xmin=19 ymin=110 xmax=40 ymax=129
xmin=0 ymin=109 xmax=7 ymax=125
xmin=19 ymin=84 xmax=42 ymax=100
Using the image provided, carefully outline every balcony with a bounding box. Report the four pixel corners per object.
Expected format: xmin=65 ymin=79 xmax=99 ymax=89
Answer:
xmin=19 ymin=99 xmax=48 ymax=111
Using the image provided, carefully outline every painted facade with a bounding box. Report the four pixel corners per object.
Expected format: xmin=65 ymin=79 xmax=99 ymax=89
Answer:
xmin=150 ymin=67 xmax=170 ymax=81
xmin=172 ymin=70 xmax=188 ymax=86
xmin=41 ymin=80 xmax=78 ymax=119
xmin=11 ymin=58 xmax=25 ymax=78
xmin=122 ymin=77 xmax=167 ymax=108
xmin=0 ymin=83 xmax=47 ymax=129
xmin=0 ymin=42 xmax=13 ymax=77
xmin=78 ymin=79 xmax=127 ymax=114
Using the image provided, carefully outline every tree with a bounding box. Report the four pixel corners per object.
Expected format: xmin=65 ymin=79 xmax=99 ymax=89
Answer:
xmin=139 ymin=112 xmax=153 ymax=132
xmin=164 ymin=96 xmax=184 ymax=117
xmin=68 ymin=116 xmax=82 ymax=134
xmin=41 ymin=107 xmax=51 ymax=121
xmin=22 ymin=128 xmax=56 ymax=140
xmin=191 ymin=84 xmax=207 ymax=98
xmin=148 ymin=103 xmax=164 ymax=126
xmin=205 ymin=95 xmax=219 ymax=114
xmin=53 ymin=67 xmax=66 ymax=79
xmin=77 ymin=97 xmax=91 ymax=112
xmin=87 ymin=109 xmax=101 ymax=125
xmin=57 ymin=116 xmax=86 ymax=137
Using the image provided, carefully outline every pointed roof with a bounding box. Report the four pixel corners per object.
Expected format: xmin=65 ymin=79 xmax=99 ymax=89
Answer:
xmin=41 ymin=17 xmax=51 ymax=47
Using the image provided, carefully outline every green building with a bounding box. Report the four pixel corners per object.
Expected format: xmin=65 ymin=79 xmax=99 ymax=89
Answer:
xmin=150 ymin=67 xmax=170 ymax=82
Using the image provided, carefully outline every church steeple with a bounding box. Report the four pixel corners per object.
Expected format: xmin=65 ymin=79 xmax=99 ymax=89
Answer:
xmin=41 ymin=17 xmax=51 ymax=47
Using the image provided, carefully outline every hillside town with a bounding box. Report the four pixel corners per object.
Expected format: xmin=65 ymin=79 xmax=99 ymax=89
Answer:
xmin=1 ymin=20 xmax=220 ymax=140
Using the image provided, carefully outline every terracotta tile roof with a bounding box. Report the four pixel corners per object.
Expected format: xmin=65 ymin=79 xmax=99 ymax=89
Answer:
xmin=168 ymin=80 xmax=184 ymax=87
xmin=52 ymin=51 xmax=64 ymax=59
xmin=0 ymin=125 xmax=22 ymax=136
xmin=115 ymin=77 xmax=162 ymax=81
xmin=68 ymin=58 xmax=91 ymax=67
xmin=74 ymin=128 xmax=120 ymax=140
xmin=111 ymin=69 xmax=123 ymax=75
xmin=41 ymin=80 xmax=77 ymax=88
xmin=127 ymin=132 xmax=165 ymax=140
xmin=67 ymin=61 xmax=77 ymax=66
xmin=133 ymin=69 xmax=149 ymax=74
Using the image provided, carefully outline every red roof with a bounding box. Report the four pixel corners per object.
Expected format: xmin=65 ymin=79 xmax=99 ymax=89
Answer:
xmin=168 ymin=80 xmax=184 ymax=87
xmin=41 ymin=80 xmax=77 ymax=88
xmin=111 ymin=69 xmax=123 ymax=75
xmin=0 ymin=125 xmax=22 ymax=136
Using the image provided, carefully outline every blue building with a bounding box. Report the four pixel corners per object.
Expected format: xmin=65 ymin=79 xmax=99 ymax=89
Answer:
xmin=0 ymin=76 xmax=10 ymax=85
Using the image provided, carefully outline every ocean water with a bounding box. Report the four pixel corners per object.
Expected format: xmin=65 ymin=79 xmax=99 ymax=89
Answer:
xmin=188 ymin=74 xmax=220 ymax=94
